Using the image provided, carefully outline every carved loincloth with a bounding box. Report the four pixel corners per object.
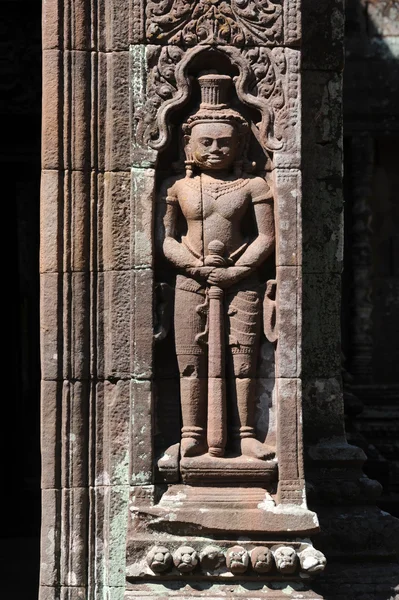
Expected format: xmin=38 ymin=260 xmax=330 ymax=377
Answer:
xmin=174 ymin=274 xmax=262 ymax=356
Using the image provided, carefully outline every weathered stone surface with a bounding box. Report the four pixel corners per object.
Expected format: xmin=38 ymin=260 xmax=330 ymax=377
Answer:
xmin=103 ymin=0 xmax=131 ymax=51
xmin=131 ymin=269 xmax=154 ymax=379
xmin=103 ymin=171 xmax=131 ymax=271
xmin=274 ymin=169 xmax=302 ymax=267
xmin=63 ymin=51 xmax=91 ymax=171
xmin=302 ymin=70 xmax=343 ymax=181
xmin=63 ymin=0 xmax=91 ymax=51
xmin=302 ymin=0 xmax=344 ymax=71
xmin=276 ymin=266 xmax=300 ymax=378
xmin=131 ymin=167 xmax=156 ymax=269
xmin=60 ymin=381 xmax=89 ymax=488
xmin=276 ymin=377 xmax=304 ymax=503
xmin=103 ymin=270 xmax=132 ymax=378
xmin=105 ymin=52 xmax=130 ymax=171
xmin=42 ymin=0 xmax=62 ymax=50
xmin=302 ymin=377 xmax=346 ymax=446
xmin=40 ymin=272 xmax=62 ymax=380
xmin=41 ymin=380 xmax=62 ymax=489
xmin=40 ymin=488 xmax=61 ymax=586
xmin=42 ymin=50 xmax=62 ymax=170
xmin=91 ymin=485 xmax=130 ymax=587
xmin=98 ymin=380 xmax=131 ymax=486
xmin=60 ymin=487 xmax=89 ymax=586
xmin=130 ymin=379 xmax=153 ymax=485
xmin=302 ymin=177 xmax=343 ymax=274
xmin=40 ymin=169 xmax=63 ymax=273
xmin=302 ymin=273 xmax=341 ymax=378
xmin=63 ymin=170 xmax=91 ymax=272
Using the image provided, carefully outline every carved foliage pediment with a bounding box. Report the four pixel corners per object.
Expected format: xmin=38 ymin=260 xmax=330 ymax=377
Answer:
xmin=146 ymin=0 xmax=284 ymax=46
xmin=133 ymin=45 xmax=300 ymax=165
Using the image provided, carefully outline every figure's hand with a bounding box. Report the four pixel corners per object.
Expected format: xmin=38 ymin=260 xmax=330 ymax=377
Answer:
xmin=207 ymin=267 xmax=251 ymax=289
xmin=186 ymin=266 xmax=215 ymax=281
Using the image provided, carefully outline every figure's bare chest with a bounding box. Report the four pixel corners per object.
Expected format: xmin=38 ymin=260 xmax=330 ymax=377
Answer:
xmin=177 ymin=177 xmax=251 ymax=221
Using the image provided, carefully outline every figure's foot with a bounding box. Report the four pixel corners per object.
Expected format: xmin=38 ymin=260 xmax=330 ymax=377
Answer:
xmin=240 ymin=437 xmax=275 ymax=460
xmin=181 ymin=436 xmax=207 ymax=458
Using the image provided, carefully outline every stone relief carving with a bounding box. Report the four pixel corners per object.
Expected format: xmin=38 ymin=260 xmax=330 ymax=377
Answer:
xmin=145 ymin=0 xmax=284 ymax=45
xmin=156 ymin=74 xmax=276 ymax=474
xmin=134 ymin=44 xmax=299 ymax=158
xmin=143 ymin=543 xmax=326 ymax=577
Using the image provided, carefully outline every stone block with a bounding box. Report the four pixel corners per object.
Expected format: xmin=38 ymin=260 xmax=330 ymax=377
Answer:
xmin=103 ymin=171 xmax=132 ymax=271
xmin=302 ymin=273 xmax=341 ymax=379
xmin=275 ymin=266 xmax=300 ymax=378
xmin=302 ymin=177 xmax=343 ymax=274
xmin=105 ymin=52 xmax=130 ymax=171
xmin=40 ymin=169 xmax=63 ymax=273
xmin=63 ymin=51 xmax=91 ymax=171
xmin=130 ymin=379 xmax=153 ymax=485
xmin=60 ymin=487 xmax=89 ymax=587
xmin=276 ymin=377 xmax=304 ymax=491
xmin=63 ymin=170 xmax=91 ymax=272
xmin=40 ymin=488 xmax=61 ymax=586
xmin=302 ymin=70 xmax=343 ymax=181
xmin=63 ymin=0 xmax=91 ymax=50
xmin=103 ymin=269 xmax=153 ymax=379
xmin=131 ymin=269 xmax=154 ymax=379
xmin=131 ymin=167 xmax=156 ymax=269
xmin=41 ymin=380 xmax=62 ymax=489
xmin=103 ymin=0 xmax=130 ymax=51
xmin=95 ymin=380 xmax=131 ymax=486
xmin=274 ymin=168 xmax=302 ymax=267
xmin=103 ymin=270 xmax=132 ymax=378
xmin=66 ymin=272 xmax=91 ymax=380
xmin=61 ymin=381 xmax=90 ymax=488
xmin=302 ymin=377 xmax=346 ymax=446
xmin=42 ymin=50 xmax=62 ymax=170
xmin=39 ymin=587 xmax=60 ymax=600
xmin=90 ymin=485 xmax=130 ymax=587
xmin=273 ymin=49 xmax=301 ymax=169
xmin=60 ymin=588 xmax=87 ymax=600
xmin=41 ymin=272 xmax=62 ymax=380
xmin=42 ymin=0 xmax=62 ymax=50
xmin=302 ymin=0 xmax=344 ymax=71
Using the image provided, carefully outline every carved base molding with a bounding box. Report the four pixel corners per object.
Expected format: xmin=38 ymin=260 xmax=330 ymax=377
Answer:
xmin=126 ymin=537 xmax=325 ymax=581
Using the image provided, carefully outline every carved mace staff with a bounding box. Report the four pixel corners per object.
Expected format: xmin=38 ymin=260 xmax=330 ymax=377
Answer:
xmin=205 ymin=240 xmax=227 ymax=457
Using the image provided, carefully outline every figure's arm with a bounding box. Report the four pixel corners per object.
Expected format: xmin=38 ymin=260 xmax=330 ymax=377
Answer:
xmin=235 ymin=199 xmax=275 ymax=268
xmin=156 ymin=180 xmax=201 ymax=270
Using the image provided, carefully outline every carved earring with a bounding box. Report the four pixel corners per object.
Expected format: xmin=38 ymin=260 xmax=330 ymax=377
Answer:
xmin=185 ymin=160 xmax=195 ymax=178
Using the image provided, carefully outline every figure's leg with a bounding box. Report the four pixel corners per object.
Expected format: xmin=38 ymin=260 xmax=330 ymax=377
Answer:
xmin=175 ymin=285 xmax=208 ymax=457
xmin=177 ymin=354 xmax=208 ymax=457
xmin=227 ymin=289 xmax=274 ymax=460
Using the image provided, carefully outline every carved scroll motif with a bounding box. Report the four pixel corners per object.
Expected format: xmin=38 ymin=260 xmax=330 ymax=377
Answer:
xmin=145 ymin=0 xmax=284 ymax=46
xmin=134 ymin=45 xmax=299 ymax=157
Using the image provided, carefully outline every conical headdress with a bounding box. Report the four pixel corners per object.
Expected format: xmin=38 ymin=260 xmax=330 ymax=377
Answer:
xmin=183 ymin=74 xmax=249 ymax=134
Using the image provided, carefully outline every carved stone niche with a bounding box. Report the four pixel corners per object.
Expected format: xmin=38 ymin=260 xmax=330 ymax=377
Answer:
xmin=127 ymin=45 xmax=323 ymax=590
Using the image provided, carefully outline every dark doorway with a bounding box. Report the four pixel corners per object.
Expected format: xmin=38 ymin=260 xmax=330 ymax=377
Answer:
xmin=1 ymin=0 xmax=42 ymax=597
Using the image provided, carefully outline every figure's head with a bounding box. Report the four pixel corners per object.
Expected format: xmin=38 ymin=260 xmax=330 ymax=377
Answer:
xmin=183 ymin=74 xmax=249 ymax=175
